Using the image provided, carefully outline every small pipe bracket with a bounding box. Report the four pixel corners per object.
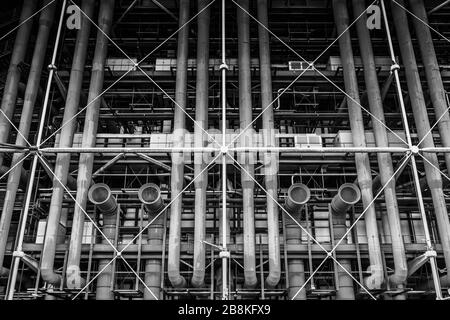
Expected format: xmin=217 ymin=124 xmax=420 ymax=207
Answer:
xmin=219 ymin=63 xmax=229 ymax=71
xmin=12 ymin=250 xmax=25 ymax=258
xmin=47 ymin=64 xmax=57 ymax=71
xmin=425 ymin=250 xmax=437 ymax=258
xmin=219 ymin=250 xmax=230 ymax=259
xmin=390 ymin=63 xmax=400 ymax=73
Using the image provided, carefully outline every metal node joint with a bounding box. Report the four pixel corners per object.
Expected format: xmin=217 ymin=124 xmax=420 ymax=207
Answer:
xmin=220 ymin=146 xmax=229 ymax=155
xmin=219 ymin=63 xmax=229 ymax=71
xmin=410 ymin=145 xmax=420 ymax=155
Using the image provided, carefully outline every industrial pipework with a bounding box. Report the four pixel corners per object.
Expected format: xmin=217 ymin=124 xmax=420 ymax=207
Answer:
xmin=331 ymin=183 xmax=361 ymax=300
xmin=88 ymin=183 xmax=118 ymax=299
xmin=66 ymin=0 xmax=115 ymax=290
xmin=409 ymin=0 xmax=450 ymax=174
xmin=257 ymin=0 xmax=281 ymax=288
xmin=333 ymin=0 xmax=384 ymax=290
xmin=138 ymin=183 xmax=165 ymax=299
xmin=237 ymin=0 xmax=257 ymax=289
xmin=391 ymin=0 xmax=450 ymax=284
xmin=284 ymin=183 xmax=310 ymax=300
xmin=352 ymin=0 xmax=408 ymax=294
xmin=41 ymin=0 xmax=95 ymax=287
xmin=0 ymin=0 xmax=56 ymax=274
xmin=0 ymin=0 xmax=36 ymax=168
xmin=191 ymin=0 xmax=211 ymax=288
xmin=168 ymin=0 xmax=189 ymax=288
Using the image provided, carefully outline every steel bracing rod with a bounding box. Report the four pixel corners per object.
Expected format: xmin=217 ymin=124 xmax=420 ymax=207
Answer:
xmin=40 ymin=0 xmax=218 ymax=148
xmin=65 ymin=0 xmax=222 ymax=151
xmin=227 ymin=0 xmax=407 ymax=149
xmin=428 ymin=0 xmax=450 ymax=14
xmin=220 ymin=0 xmax=229 ymax=301
xmin=5 ymin=0 xmax=66 ymax=300
xmin=379 ymin=0 xmax=443 ymax=300
xmin=228 ymin=152 xmax=377 ymax=300
xmin=0 ymin=153 xmax=30 ymax=182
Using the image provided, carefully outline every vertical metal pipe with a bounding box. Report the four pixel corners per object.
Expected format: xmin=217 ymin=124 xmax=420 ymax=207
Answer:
xmin=236 ymin=0 xmax=257 ymax=289
xmin=6 ymin=0 xmax=67 ymax=300
xmin=138 ymin=183 xmax=164 ymax=299
xmin=410 ymin=0 xmax=450 ymax=174
xmin=0 ymin=0 xmax=56 ymax=275
xmin=220 ymin=0 xmax=229 ymax=300
xmin=331 ymin=183 xmax=360 ymax=300
xmin=284 ymin=183 xmax=310 ymax=300
xmin=191 ymin=0 xmax=210 ymax=288
xmin=41 ymin=0 xmax=95 ymax=286
xmin=257 ymin=0 xmax=281 ymax=288
xmin=352 ymin=0 xmax=408 ymax=292
xmin=167 ymin=0 xmax=189 ymax=288
xmin=380 ymin=0 xmax=442 ymax=299
xmin=0 ymin=0 xmax=37 ymax=167
xmin=332 ymin=0 xmax=384 ymax=290
xmin=66 ymin=0 xmax=115 ymax=289
xmin=95 ymin=210 xmax=117 ymax=300
xmin=391 ymin=0 xmax=450 ymax=285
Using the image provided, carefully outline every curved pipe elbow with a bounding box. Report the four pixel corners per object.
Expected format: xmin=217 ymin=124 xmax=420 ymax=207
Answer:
xmin=41 ymin=268 xmax=62 ymax=286
xmin=389 ymin=266 xmax=408 ymax=287
xmin=265 ymin=269 xmax=281 ymax=288
xmin=191 ymin=271 xmax=205 ymax=288
xmin=244 ymin=271 xmax=258 ymax=288
xmin=364 ymin=265 xmax=384 ymax=290
xmin=65 ymin=265 xmax=86 ymax=289
xmin=168 ymin=270 xmax=186 ymax=288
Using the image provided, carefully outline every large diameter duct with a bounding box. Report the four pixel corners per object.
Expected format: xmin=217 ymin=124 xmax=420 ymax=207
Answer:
xmin=168 ymin=0 xmax=189 ymax=288
xmin=392 ymin=0 xmax=450 ymax=284
xmin=257 ymin=0 xmax=281 ymax=288
xmin=0 ymin=0 xmax=56 ymax=274
xmin=87 ymin=184 xmax=117 ymax=300
xmin=191 ymin=0 xmax=210 ymax=288
xmin=88 ymin=183 xmax=118 ymax=214
xmin=139 ymin=183 xmax=164 ymax=299
xmin=332 ymin=0 xmax=384 ymax=290
xmin=331 ymin=183 xmax=361 ymax=300
xmin=284 ymin=183 xmax=310 ymax=300
xmin=66 ymin=0 xmax=115 ymax=290
xmin=410 ymin=0 xmax=450 ymax=174
xmin=0 ymin=0 xmax=36 ymax=167
xmin=352 ymin=0 xmax=407 ymax=292
xmin=41 ymin=0 xmax=95 ymax=286
xmin=237 ymin=0 xmax=257 ymax=289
